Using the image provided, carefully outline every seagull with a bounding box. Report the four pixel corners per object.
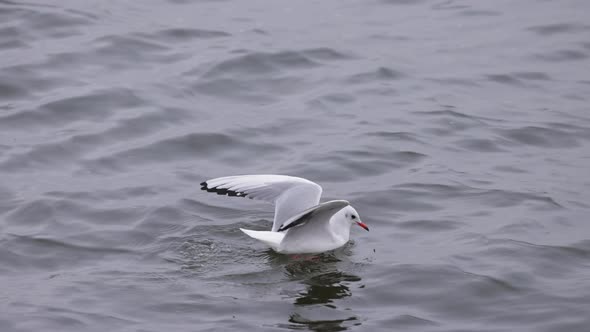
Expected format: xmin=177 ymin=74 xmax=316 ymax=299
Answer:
xmin=200 ymin=175 xmax=369 ymax=254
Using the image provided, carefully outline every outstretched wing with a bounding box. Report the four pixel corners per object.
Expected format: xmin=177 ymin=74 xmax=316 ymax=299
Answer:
xmin=200 ymin=175 xmax=323 ymax=231
xmin=277 ymin=200 xmax=350 ymax=232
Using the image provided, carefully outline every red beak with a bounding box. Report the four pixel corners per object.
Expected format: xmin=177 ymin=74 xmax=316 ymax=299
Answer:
xmin=356 ymin=221 xmax=369 ymax=231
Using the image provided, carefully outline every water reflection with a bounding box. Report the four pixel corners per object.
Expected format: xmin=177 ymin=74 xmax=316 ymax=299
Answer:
xmin=274 ymin=251 xmax=362 ymax=331
xmin=292 ymin=270 xmax=360 ymax=306
xmin=287 ymin=313 xmax=357 ymax=332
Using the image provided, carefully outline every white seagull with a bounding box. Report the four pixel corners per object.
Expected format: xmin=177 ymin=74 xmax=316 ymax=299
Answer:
xmin=200 ymin=175 xmax=369 ymax=254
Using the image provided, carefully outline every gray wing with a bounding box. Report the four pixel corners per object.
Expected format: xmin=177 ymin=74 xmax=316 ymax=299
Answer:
xmin=277 ymin=200 xmax=350 ymax=232
xmin=200 ymin=175 xmax=323 ymax=231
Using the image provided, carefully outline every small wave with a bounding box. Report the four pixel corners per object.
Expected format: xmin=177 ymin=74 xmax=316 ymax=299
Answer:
xmin=201 ymin=49 xmax=329 ymax=79
xmin=415 ymin=109 xmax=501 ymax=123
xmin=381 ymin=314 xmax=439 ymax=327
xmin=486 ymin=72 xmax=552 ymax=85
xmin=8 ymin=5 xmax=93 ymax=41
xmin=45 ymin=186 xmax=162 ymax=202
xmin=381 ymin=0 xmax=427 ymax=5
xmin=366 ymin=131 xmax=426 ymax=144
xmin=345 ymin=67 xmax=405 ymax=84
xmin=187 ymin=48 xmax=352 ymax=102
xmin=485 ymin=74 xmax=525 ymax=86
xmin=457 ymin=9 xmax=501 ymax=17
xmin=141 ymin=28 xmax=231 ymax=42
xmin=498 ymin=125 xmax=582 ymax=148
xmin=454 ymin=137 xmax=506 ymax=152
xmin=0 ymin=234 xmax=138 ymax=273
xmin=0 ymin=26 xmax=28 ymax=50
xmin=289 ymin=149 xmax=427 ymax=182
xmin=354 ymin=188 xmax=442 ymax=212
xmin=0 ymin=88 xmax=144 ymax=131
xmin=527 ymin=23 xmax=590 ymax=36
xmin=396 ymin=219 xmax=464 ymax=232
xmin=201 ymin=48 xmax=352 ymax=78
xmin=0 ymin=108 xmax=190 ymax=172
xmin=81 ymin=132 xmax=286 ymax=172
xmin=533 ymin=49 xmax=588 ymax=62
xmin=472 ymin=238 xmax=590 ymax=281
xmin=0 ymin=63 xmax=81 ymax=101
xmin=92 ymin=34 xmax=171 ymax=67
xmin=192 ymin=76 xmax=307 ymax=103
xmin=428 ymin=77 xmax=480 ymax=87
xmin=394 ymin=182 xmax=562 ymax=209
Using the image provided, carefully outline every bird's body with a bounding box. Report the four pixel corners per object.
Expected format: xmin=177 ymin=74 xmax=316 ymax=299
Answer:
xmin=200 ymin=175 xmax=368 ymax=254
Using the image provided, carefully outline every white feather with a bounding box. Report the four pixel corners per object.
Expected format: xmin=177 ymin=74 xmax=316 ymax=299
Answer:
xmin=201 ymin=174 xmax=367 ymax=254
xmin=201 ymin=175 xmax=322 ymax=231
xmin=239 ymin=228 xmax=284 ymax=250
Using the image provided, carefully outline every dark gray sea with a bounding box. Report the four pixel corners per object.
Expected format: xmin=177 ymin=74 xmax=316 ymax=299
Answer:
xmin=1 ymin=0 xmax=590 ymax=331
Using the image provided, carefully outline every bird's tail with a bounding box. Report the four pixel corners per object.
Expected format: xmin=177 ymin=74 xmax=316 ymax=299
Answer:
xmin=240 ymin=228 xmax=284 ymax=250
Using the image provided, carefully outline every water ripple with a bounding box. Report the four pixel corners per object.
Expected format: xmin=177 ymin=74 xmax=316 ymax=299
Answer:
xmin=82 ymin=132 xmax=286 ymax=172
xmin=528 ymin=23 xmax=590 ymax=36
xmin=2 ymin=0 xmax=590 ymax=331
xmin=0 ymin=88 xmax=144 ymax=130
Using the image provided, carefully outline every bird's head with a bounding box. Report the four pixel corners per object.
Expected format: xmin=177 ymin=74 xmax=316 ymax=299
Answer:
xmin=342 ymin=205 xmax=369 ymax=231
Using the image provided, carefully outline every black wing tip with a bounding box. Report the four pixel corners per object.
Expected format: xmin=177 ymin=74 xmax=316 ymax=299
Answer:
xmin=200 ymin=181 xmax=248 ymax=198
xmin=277 ymin=210 xmax=313 ymax=232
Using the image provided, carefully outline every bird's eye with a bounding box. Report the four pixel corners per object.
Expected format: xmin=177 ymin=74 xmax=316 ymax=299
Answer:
xmin=351 ymin=215 xmax=356 ymax=220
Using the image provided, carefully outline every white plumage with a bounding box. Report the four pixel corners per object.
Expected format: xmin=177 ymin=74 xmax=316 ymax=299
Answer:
xmin=201 ymin=175 xmax=369 ymax=254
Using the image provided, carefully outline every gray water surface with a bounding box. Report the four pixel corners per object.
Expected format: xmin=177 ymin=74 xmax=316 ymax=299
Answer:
xmin=1 ymin=1 xmax=590 ymax=331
